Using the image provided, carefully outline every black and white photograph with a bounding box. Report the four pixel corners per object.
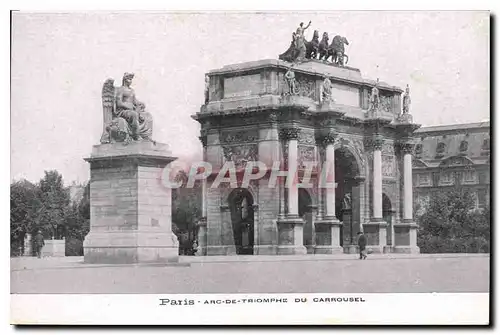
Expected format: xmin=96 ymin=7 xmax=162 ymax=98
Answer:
xmin=9 ymin=9 xmax=491 ymax=325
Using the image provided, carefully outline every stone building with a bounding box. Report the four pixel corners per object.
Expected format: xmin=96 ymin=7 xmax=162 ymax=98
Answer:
xmin=193 ymin=59 xmax=420 ymax=256
xmin=413 ymin=121 xmax=491 ymax=215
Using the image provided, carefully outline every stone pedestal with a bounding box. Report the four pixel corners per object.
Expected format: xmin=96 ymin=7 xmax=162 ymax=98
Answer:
xmin=393 ymin=221 xmax=420 ymax=254
xmin=23 ymin=234 xmax=32 ymax=256
xmin=195 ymin=217 xmax=207 ymax=256
xmin=363 ymin=220 xmax=388 ymax=254
xmin=277 ymin=216 xmax=307 ymax=255
xmin=314 ymin=218 xmax=343 ymax=254
xmin=83 ymin=141 xmax=179 ymax=264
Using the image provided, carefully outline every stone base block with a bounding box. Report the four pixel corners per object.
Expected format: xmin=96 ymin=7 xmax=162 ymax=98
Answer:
xmin=206 ymin=245 xmax=237 ymax=256
xmin=277 ymin=245 xmax=307 ymax=255
xmin=393 ymin=246 xmax=421 ymax=254
xmin=42 ymin=239 xmax=66 ymax=257
xmin=383 ymin=245 xmax=393 ymax=254
xmin=343 ymin=245 xmax=358 ymax=254
xmin=366 ymin=245 xmax=385 ymax=254
xmin=314 ymin=246 xmax=344 ymax=254
xmin=84 ymin=230 xmax=178 ymax=264
xmin=254 ymin=245 xmax=278 ymax=255
xmin=305 ymin=244 xmax=316 ymax=254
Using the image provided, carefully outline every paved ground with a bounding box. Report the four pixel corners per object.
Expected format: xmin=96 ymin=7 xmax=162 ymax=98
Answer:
xmin=10 ymin=254 xmax=490 ymax=294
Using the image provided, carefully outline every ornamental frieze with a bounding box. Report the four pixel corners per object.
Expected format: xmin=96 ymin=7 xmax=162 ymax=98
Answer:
xmin=380 ymin=96 xmax=393 ymax=114
xmin=382 ymin=155 xmax=396 ymax=177
xmin=279 ymin=127 xmax=301 ymax=141
xmin=298 ymin=146 xmax=317 ymax=169
xmin=298 ymin=129 xmax=316 ymax=145
xmin=220 ymin=129 xmax=259 ymax=144
xmin=296 ymin=75 xmax=317 ymax=99
xmin=351 ymin=138 xmax=367 ymax=168
xmin=222 ymin=144 xmax=258 ymax=169
xmin=382 ymin=142 xmax=395 ymax=156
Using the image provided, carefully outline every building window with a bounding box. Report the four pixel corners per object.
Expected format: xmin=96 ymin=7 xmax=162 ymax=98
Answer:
xmin=459 ymin=140 xmax=468 ymax=153
xmin=462 ymin=169 xmax=477 ymax=184
xmin=482 ymin=138 xmax=490 ymax=150
xmin=417 ymin=173 xmax=431 ymax=186
xmin=477 ymin=189 xmax=488 ymax=209
xmin=478 ymin=171 xmax=489 ymax=184
xmin=471 ymin=191 xmax=479 ymax=210
xmin=439 ymin=171 xmax=454 ymax=185
xmin=436 ymin=142 xmax=446 ymax=158
xmin=481 ymin=138 xmax=490 ymax=156
xmin=415 ymin=144 xmax=423 ymax=158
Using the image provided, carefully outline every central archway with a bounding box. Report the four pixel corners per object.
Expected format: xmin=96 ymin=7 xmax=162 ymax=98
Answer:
xmin=335 ymin=147 xmax=361 ymax=248
xmin=382 ymin=193 xmax=394 ymax=247
xmin=228 ymin=188 xmax=254 ymax=255
xmin=299 ymin=188 xmax=313 ymax=253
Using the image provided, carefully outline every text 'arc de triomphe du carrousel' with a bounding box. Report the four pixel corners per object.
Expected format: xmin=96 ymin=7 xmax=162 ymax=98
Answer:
xmin=192 ymin=22 xmax=421 ymax=256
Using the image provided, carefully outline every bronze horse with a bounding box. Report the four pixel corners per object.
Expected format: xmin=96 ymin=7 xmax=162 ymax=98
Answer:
xmin=330 ymin=35 xmax=349 ymax=66
xmin=305 ymin=30 xmax=320 ymax=59
xmin=318 ymin=32 xmax=330 ymax=61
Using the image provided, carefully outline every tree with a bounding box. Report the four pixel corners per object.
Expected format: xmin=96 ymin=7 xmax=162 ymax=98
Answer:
xmin=417 ymin=188 xmax=490 ymax=253
xmin=64 ymin=183 xmax=90 ymax=256
xmin=10 ymin=179 xmax=41 ymax=256
xmin=36 ymin=170 xmax=71 ymax=239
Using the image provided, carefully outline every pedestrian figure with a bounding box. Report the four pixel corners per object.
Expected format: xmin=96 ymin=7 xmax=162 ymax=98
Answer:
xmin=357 ymin=231 xmax=367 ymax=260
xmin=34 ymin=230 xmax=45 ymax=258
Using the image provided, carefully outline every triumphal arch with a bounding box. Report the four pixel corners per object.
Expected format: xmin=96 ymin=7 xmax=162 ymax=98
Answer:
xmin=193 ymin=30 xmax=420 ymax=256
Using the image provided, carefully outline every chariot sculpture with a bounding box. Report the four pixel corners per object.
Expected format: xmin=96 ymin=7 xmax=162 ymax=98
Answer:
xmin=278 ymin=21 xmax=350 ymax=67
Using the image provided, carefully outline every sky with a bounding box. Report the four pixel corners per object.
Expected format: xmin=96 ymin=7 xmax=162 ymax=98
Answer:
xmin=11 ymin=11 xmax=490 ymax=184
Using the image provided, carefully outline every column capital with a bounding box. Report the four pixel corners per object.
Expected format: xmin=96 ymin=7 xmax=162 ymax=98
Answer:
xmin=279 ymin=127 xmax=301 ymax=141
xmin=268 ymin=112 xmax=278 ymax=124
xmin=198 ymin=135 xmax=208 ymax=148
xmin=199 ymin=129 xmax=209 ymax=148
xmin=365 ymin=135 xmax=384 ymax=151
xmin=398 ymin=142 xmax=415 ymax=155
xmin=316 ymin=129 xmax=338 ymax=147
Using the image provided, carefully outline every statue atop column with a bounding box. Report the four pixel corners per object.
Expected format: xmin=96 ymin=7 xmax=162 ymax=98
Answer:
xmin=369 ymin=78 xmax=380 ymax=112
xmin=398 ymin=83 xmax=414 ymax=123
xmin=204 ymin=75 xmax=210 ymax=104
xmin=100 ymin=73 xmax=154 ymax=144
xmin=284 ymin=65 xmax=299 ymax=96
xmin=321 ymin=76 xmax=335 ymax=104
xmin=402 ymin=84 xmax=411 ymax=114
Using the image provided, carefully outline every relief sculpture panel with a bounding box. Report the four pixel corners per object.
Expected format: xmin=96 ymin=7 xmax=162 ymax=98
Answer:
xmin=382 ymin=155 xmax=396 ymax=177
xmin=298 ymin=146 xmax=317 ymax=170
xmin=222 ymin=144 xmax=258 ymax=170
xmin=296 ymin=75 xmax=317 ymax=99
xmin=298 ymin=129 xmax=316 ymax=145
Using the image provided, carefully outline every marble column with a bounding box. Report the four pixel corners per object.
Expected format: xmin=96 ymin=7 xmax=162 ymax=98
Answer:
xmin=288 ymin=133 xmax=299 ymax=217
xmin=403 ymin=148 xmax=413 ymax=221
xmin=276 ymin=127 xmax=306 ymax=255
xmin=363 ymin=135 xmax=387 ymax=253
xmin=196 ymin=133 xmax=208 ymax=256
xmin=393 ymin=142 xmax=420 ymax=253
xmin=255 ymin=112 xmax=280 ymax=255
xmin=314 ymin=131 xmax=343 ymax=254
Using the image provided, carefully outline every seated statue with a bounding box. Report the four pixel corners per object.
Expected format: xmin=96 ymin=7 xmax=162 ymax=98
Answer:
xmin=100 ymin=73 xmax=154 ymax=144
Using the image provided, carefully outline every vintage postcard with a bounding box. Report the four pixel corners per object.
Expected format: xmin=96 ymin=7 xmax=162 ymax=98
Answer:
xmin=10 ymin=10 xmax=490 ymax=325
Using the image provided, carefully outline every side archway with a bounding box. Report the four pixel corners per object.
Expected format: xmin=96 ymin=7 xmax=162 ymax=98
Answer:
xmin=227 ymin=188 xmax=254 ymax=255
